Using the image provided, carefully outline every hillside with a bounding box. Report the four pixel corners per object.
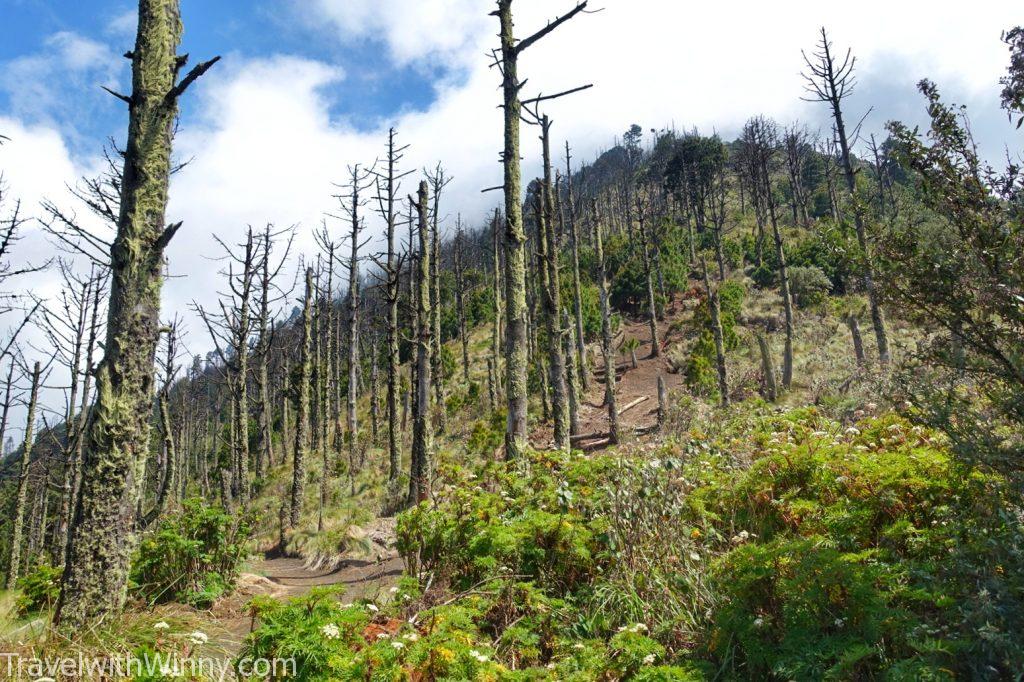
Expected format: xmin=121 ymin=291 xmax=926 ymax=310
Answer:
xmin=0 ymin=2 xmax=1022 ymax=681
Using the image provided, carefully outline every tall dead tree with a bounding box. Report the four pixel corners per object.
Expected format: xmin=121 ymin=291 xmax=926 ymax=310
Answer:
xmin=7 ymin=360 xmax=41 ymax=589
xmin=426 ymin=165 xmax=451 ymax=434
xmin=409 ymin=181 xmax=433 ymax=504
xmin=802 ymin=28 xmax=889 ymax=364
xmin=701 ymin=258 xmax=730 ymax=407
xmin=636 ymin=195 xmax=661 ymax=357
xmin=748 ymin=117 xmax=795 ymax=389
xmin=783 ymin=124 xmax=812 ymax=227
xmin=253 ymin=225 xmax=294 ymax=483
xmin=58 ymin=0 xmax=219 ymax=628
xmin=527 ymin=113 xmax=570 ymax=450
xmin=594 ymin=202 xmax=619 ymax=444
xmin=334 ymin=165 xmax=373 ymax=489
xmin=141 ymin=321 xmax=181 ymax=528
xmin=453 ymin=216 xmax=470 ymax=381
xmin=564 ymin=142 xmax=588 ymax=390
xmin=194 ymin=228 xmax=259 ymax=505
xmin=290 ymin=267 xmax=315 ymax=528
xmin=371 ymin=129 xmax=410 ymax=482
xmin=491 ymin=0 xmax=589 ymax=459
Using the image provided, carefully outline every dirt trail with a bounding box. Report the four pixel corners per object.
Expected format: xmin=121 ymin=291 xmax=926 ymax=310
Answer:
xmin=213 ymin=526 xmax=404 ymax=655
xmin=561 ymin=300 xmax=692 ymax=450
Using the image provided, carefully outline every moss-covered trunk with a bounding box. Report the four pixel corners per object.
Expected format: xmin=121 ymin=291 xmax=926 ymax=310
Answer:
xmin=498 ymin=0 xmax=529 ymax=460
xmin=409 ymin=181 xmax=433 ymax=504
xmin=57 ymin=0 xmax=217 ymax=628
xmin=290 ymin=268 xmax=314 ymax=528
xmin=7 ymin=361 xmax=41 ymax=590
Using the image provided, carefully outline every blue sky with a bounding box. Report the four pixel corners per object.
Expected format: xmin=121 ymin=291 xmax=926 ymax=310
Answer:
xmin=1 ymin=0 xmax=455 ymax=155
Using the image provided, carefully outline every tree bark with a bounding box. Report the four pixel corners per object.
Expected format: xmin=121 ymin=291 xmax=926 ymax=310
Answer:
xmin=58 ymin=0 xmax=217 ymax=628
xmin=409 ymin=181 xmax=433 ymax=504
xmin=594 ymin=204 xmax=619 ymax=444
xmin=7 ymin=361 xmax=41 ymax=589
xmin=290 ymin=268 xmax=314 ymax=528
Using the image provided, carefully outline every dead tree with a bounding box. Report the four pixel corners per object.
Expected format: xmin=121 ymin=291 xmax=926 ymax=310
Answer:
xmin=489 ymin=208 xmax=503 ymax=402
xmin=194 ymin=228 xmax=259 ymax=504
xmin=563 ymin=143 xmax=589 ymax=390
xmin=409 ymin=181 xmax=433 ymax=504
xmin=802 ymin=28 xmax=889 ymax=364
xmin=141 ymin=321 xmax=182 ymax=528
xmin=333 ymin=165 xmax=373 ymax=492
xmin=7 ymin=359 xmax=42 ymax=589
xmin=453 ymin=216 xmax=470 ymax=381
xmin=524 ymin=113 xmax=571 ymax=450
xmin=491 ymin=0 xmax=590 ymax=459
xmin=290 ymin=267 xmax=315 ymax=528
xmin=371 ymin=129 xmax=411 ymax=482
xmin=783 ymin=124 xmax=812 ymax=227
xmin=425 ymin=165 xmax=452 ymax=434
xmin=594 ymin=201 xmax=619 ymax=444
xmin=748 ymin=117 xmax=795 ymax=389
xmin=58 ymin=0 xmax=219 ymax=629
xmin=253 ymin=225 xmax=294 ymax=483
xmin=635 ymin=194 xmax=661 ymax=357
xmin=701 ymin=257 xmax=730 ymax=407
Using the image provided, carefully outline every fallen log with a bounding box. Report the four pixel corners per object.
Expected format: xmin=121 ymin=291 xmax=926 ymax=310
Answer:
xmin=617 ymin=395 xmax=649 ymax=416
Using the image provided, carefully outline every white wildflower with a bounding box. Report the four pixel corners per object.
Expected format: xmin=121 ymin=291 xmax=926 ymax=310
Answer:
xmin=689 ymin=551 xmax=701 ymax=561
xmin=403 ymin=632 xmax=420 ymax=641
xmin=573 ymin=643 xmax=586 ymax=650
xmin=376 ymin=632 xmax=390 ymax=639
xmin=153 ymin=621 xmax=170 ymax=630
xmin=642 ymin=653 xmax=657 ymax=665
xmin=834 ymin=618 xmax=846 ymax=628
xmin=321 ymin=623 xmax=341 ymax=639
xmin=753 ymin=617 xmax=764 ymax=628
xmin=845 ymin=427 xmax=860 ymax=436
xmin=469 ymin=649 xmax=489 ymax=663
xmin=188 ymin=631 xmax=208 ymax=645
xmin=389 ymin=586 xmax=399 ymax=593
xmin=392 ymin=641 xmax=404 ymax=650
xmin=367 ymin=603 xmax=380 ymax=613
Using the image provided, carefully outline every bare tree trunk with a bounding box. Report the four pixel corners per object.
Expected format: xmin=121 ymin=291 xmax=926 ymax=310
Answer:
xmin=454 ymin=218 xmax=470 ymax=382
xmin=564 ymin=142 xmax=589 ymax=390
xmin=409 ymin=181 xmax=433 ymax=504
xmin=7 ymin=361 xmax=41 ymax=589
xmin=58 ymin=0 xmax=218 ymax=628
xmin=497 ymin=1 xmax=529 ymax=460
xmin=637 ymin=202 xmax=661 ymax=357
xmin=563 ymin=308 xmax=580 ymax=436
xmin=594 ymin=205 xmax=619 ymax=444
xmin=490 ymin=209 xmax=503 ymax=397
xmin=539 ymin=116 xmax=570 ymax=450
xmin=702 ymin=259 xmax=729 ymax=407
xmin=290 ymin=268 xmax=314 ymax=529
xmin=754 ymin=329 xmax=778 ymax=402
xmin=846 ymin=315 xmax=866 ymax=367
xmin=657 ymin=375 xmax=668 ymax=430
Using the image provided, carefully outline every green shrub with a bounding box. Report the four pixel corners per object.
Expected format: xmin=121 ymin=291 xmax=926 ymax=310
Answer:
xmin=15 ymin=560 xmax=62 ymax=615
xmin=130 ymin=499 xmax=253 ymax=608
xmin=787 ymin=265 xmax=831 ymax=308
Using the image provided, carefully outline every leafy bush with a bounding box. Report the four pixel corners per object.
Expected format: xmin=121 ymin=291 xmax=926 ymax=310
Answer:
xmin=15 ymin=560 xmax=62 ymax=615
xmin=787 ymin=265 xmax=831 ymax=308
xmin=131 ymin=499 xmax=253 ymax=608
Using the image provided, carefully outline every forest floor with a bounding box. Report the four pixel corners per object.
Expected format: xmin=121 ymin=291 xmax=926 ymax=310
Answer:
xmin=534 ymin=296 xmax=695 ymax=451
xmin=211 ymin=521 xmax=404 ymax=655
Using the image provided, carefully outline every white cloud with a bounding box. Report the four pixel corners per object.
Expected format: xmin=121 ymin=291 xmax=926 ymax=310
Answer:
xmin=300 ymin=0 xmax=488 ymax=66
